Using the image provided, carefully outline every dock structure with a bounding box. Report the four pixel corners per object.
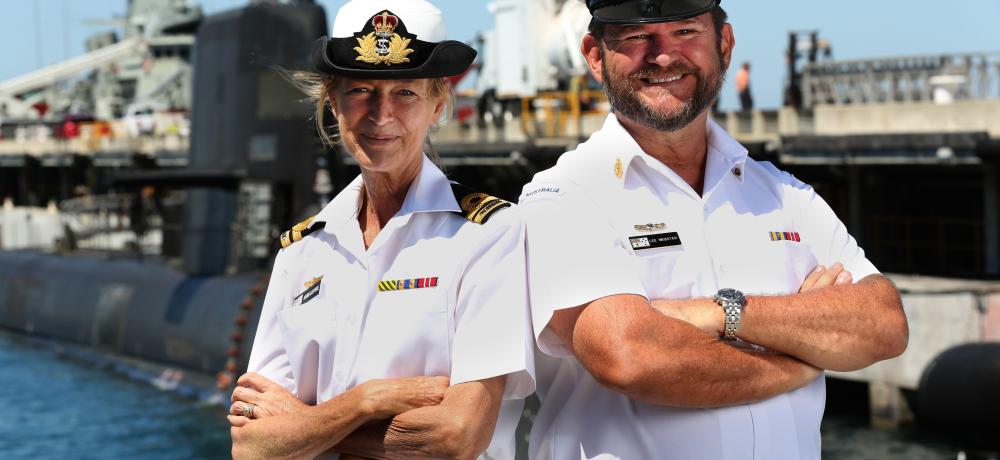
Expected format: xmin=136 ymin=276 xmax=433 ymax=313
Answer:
xmin=833 ymin=275 xmax=1000 ymax=427
xmin=3 ymin=88 xmax=1000 ymax=278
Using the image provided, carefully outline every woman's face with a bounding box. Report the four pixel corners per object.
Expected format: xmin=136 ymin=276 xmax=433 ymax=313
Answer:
xmin=330 ymin=78 xmax=444 ymax=174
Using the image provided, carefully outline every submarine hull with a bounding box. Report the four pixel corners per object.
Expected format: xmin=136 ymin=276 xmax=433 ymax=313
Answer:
xmin=0 ymin=250 xmax=264 ymax=379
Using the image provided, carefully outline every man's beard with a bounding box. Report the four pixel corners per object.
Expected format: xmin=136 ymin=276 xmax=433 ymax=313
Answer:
xmin=601 ymin=48 xmax=725 ymax=133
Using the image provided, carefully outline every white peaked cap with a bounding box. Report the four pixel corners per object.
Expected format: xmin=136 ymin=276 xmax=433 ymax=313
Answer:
xmin=331 ymin=0 xmax=447 ymax=43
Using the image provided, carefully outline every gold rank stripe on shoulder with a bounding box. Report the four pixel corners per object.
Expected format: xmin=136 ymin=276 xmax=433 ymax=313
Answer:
xmin=279 ymin=216 xmax=327 ymax=249
xmin=450 ymin=183 xmax=512 ymax=225
xmin=377 ymin=277 xmax=438 ymax=292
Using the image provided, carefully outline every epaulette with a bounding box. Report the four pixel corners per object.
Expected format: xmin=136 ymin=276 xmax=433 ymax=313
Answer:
xmin=451 ymin=183 xmax=513 ymax=225
xmin=279 ymin=216 xmax=326 ymax=249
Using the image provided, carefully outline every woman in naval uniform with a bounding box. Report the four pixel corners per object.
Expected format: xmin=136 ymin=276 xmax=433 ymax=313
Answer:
xmin=227 ymin=1 xmax=534 ymax=458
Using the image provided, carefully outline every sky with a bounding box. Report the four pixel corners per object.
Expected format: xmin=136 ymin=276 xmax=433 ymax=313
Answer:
xmin=1 ymin=0 xmax=998 ymax=111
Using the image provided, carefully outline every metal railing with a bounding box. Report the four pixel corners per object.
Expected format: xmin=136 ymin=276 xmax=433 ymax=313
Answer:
xmin=0 ymin=114 xmax=189 ymax=160
xmin=802 ymin=52 xmax=1000 ymax=108
xmin=0 ymin=193 xmax=176 ymax=254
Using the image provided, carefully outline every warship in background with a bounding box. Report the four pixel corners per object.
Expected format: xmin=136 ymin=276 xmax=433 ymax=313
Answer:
xmin=0 ymin=0 xmax=998 ymax=444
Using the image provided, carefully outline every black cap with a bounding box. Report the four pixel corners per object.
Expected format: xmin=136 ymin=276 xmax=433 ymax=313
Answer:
xmin=586 ymin=0 xmax=721 ymax=24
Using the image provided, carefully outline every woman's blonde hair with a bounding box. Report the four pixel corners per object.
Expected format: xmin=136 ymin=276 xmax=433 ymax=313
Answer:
xmin=286 ymin=70 xmax=454 ymax=164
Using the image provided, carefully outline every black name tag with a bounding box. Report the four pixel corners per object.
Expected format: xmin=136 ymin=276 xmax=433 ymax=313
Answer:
xmin=629 ymin=232 xmax=682 ymax=251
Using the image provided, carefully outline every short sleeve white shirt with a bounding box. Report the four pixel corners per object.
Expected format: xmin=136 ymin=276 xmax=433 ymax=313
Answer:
xmin=248 ymin=156 xmax=536 ymax=459
xmin=520 ymin=115 xmax=879 ymax=460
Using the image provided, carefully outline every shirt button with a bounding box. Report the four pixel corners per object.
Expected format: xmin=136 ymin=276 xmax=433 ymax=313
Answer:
xmin=345 ymin=314 xmax=357 ymax=325
xmin=733 ymin=166 xmax=742 ymax=177
xmin=334 ymin=370 xmax=345 ymax=382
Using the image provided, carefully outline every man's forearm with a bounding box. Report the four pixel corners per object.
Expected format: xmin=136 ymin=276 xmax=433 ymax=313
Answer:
xmin=739 ymin=274 xmax=908 ymax=372
xmin=562 ymin=297 xmax=819 ymax=408
xmin=596 ymin=319 xmax=819 ymax=407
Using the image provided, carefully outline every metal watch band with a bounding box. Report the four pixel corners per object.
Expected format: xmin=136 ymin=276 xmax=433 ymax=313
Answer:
xmin=722 ymin=301 xmax=741 ymax=340
xmin=715 ymin=288 xmax=746 ymax=341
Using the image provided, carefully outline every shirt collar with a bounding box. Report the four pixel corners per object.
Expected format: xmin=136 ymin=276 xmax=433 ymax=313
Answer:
xmin=399 ymin=155 xmax=462 ymax=216
xmin=312 ymin=155 xmax=459 ymax=233
xmin=592 ymin=113 xmax=749 ymax=187
xmin=706 ymin=116 xmax=749 ymax=184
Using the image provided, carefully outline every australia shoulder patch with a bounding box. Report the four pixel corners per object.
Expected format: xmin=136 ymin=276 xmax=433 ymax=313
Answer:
xmin=451 ymin=183 xmax=512 ymax=225
xmin=519 ymin=183 xmax=565 ymax=202
xmin=279 ymin=216 xmax=326 ymax=249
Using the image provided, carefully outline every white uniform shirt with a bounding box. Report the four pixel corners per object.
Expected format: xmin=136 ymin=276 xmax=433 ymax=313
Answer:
xmin=519 ymin=115 xmax=879 ymax=460
xmin=249 ymin=156 xmax=535 ymax=459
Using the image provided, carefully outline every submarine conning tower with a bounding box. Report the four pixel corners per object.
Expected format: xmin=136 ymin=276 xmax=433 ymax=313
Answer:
xmin=183 ymin=0 xmax=328 ymax=276
xmin=117 ymin=0 xmax=329 ymax=276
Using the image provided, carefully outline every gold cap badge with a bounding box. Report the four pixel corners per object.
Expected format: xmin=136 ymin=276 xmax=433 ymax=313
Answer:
xmin=354 ymin=11 xmax=414 ymax=66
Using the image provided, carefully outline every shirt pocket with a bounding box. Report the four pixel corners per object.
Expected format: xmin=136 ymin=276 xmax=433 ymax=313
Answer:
xmin=277 ymin=302 xmax=337 ymax=379
xmin=362 ymin=287 xmax=450 ymax=376
xmin=718 ymin=240 xmax=817 ymax=296
xmin=630 ymin=243 xmax=690 ymax=299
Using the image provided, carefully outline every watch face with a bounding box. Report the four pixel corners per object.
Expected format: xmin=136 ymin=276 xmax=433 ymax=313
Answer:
xmin=716 ymin=288 xmax=745 ymax=304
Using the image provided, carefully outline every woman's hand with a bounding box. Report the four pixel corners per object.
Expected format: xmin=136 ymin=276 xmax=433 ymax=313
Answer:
xmin=356 ymin=376 xmax=450 ymax=419
xmin=228 ymin=372 xmax=306 ymax=426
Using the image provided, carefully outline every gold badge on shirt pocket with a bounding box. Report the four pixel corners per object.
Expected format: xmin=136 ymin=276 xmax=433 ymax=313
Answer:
xmin=293 ymin=276 xmax=323 ymax=305
xmin=633 ymin=222 xmax=666 ymax=232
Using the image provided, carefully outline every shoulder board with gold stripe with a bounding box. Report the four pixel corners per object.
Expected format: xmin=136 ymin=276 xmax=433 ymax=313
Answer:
xmin=451 ymin=183 xmax=512 ymax=225
xmin=279 ymin=216 xmax=326 ymax=249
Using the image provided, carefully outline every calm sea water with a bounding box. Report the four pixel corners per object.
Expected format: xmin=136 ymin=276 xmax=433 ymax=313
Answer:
xmin=0 ymin=333 xmax=230 ymax=459
xmin=0 ymin=331 xmax=995 ymax=460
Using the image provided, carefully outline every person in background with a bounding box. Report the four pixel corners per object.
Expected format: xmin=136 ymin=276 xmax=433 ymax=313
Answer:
xmin=228 ymin=1 xmax=535 ymax=458
xmin=518 ymin=1 xmax=908 ymax=458
xmin=736 ymin=61 xmax=753 ymax=111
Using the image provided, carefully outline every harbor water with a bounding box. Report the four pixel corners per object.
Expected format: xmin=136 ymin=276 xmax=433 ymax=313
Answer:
xmin=0 ymin=331 xmax=994 ymax=460
xmin=0 ymin=332 xmax=230 ymax=459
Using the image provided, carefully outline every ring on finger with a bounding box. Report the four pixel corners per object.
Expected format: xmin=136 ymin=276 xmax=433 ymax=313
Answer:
xmin=241 ymin=402 xmax=255 ymax=418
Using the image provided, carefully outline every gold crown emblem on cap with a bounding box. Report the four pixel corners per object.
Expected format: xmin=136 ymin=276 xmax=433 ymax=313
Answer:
xmin=372 ymin=11 xmax=398 ymax=35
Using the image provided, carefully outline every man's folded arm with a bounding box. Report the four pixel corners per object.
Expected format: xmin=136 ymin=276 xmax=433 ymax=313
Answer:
xmin=737 ymin=273 xmax=908 ymax=372
xmin=549 ymin=294 xmax=820 ymax=408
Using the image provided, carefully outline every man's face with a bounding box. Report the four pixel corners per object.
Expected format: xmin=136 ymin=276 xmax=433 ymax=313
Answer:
xmin=585 ymin=13 xmax=733 ymax=132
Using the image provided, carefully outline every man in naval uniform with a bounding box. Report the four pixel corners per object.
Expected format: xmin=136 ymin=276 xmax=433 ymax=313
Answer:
xmin=518 ymin=1 xmax=909 ymax=459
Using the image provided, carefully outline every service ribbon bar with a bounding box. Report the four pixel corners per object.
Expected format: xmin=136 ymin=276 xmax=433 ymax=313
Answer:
xmin=769 ymin=231 xmax=801 ymax=242
xmin=377 ymin=277 xmax=438 ymax=292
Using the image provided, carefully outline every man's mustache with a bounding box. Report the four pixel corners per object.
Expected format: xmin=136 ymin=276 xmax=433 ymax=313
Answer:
xmin=629 ymin=62 xmax=701 ymax=80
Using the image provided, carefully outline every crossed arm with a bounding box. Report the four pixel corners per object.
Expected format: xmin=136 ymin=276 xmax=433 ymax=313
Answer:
xmin=229 ymin=373 xmax=505 ymax=460
xmin=653 ymin=265 xmax=908 ymax=372
xmin=549 ymin=264 xmax=908 ymax=408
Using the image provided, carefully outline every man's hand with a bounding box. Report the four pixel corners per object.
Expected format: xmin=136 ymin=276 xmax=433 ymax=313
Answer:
xmin=799 ymin=263 xmax=852 ymax=293
xmin=652 ymin=263 xmax=853 ymax=336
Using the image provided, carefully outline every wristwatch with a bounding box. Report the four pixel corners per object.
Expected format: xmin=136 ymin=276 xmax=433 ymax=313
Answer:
xmin=714 ymin=288 xmax=746 ymax=341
